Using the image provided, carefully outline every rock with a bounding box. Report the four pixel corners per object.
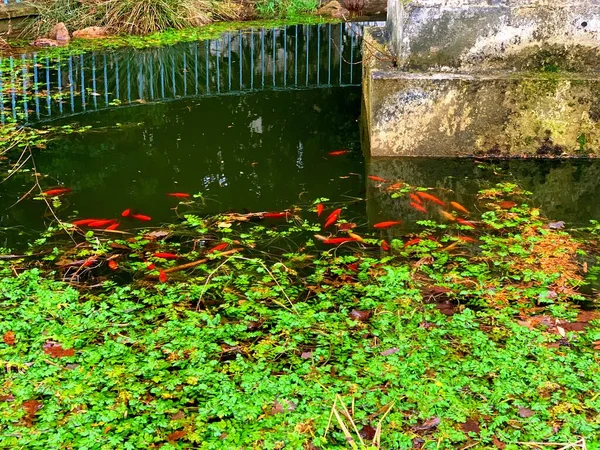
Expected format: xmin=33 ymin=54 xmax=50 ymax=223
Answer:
xmin=316 ymin=0 xmax=349 ymax=18
xmin=30 ymin=38 xmax=60 ymax=48
xmin=72 ymin=26 xmax=110 ymax=39
xmin=49 ymin=22 xmax=70 ymax=44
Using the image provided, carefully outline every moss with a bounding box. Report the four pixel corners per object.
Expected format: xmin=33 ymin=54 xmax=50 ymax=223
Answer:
xmin=1 ymin=15 xmax=336 ymax=59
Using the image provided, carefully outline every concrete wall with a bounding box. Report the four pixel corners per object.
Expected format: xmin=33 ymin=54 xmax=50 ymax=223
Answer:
xmin=363 ymin=0 xmax=600 ymax=156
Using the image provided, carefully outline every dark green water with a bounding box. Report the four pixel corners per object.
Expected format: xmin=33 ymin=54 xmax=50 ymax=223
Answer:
xmin=2 ymin=23 xmax=600 ymax=247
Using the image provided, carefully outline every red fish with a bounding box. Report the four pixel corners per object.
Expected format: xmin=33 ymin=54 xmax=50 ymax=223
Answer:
xmin=153 ymin=252 xmax=178 ymax=259
xmin=368 ymin=176 xmax=387 ymax=182
xmin=159 ymin=270 xmax=167 ymax=283
xmin=316 ymin=204 xmax=324 ymax=217
xmin=323 ymin=208 xmax=342 ymax=228
xmin=404 ymin=238 xmax=421 ymax=247
xmin=328 ymin=150 xmax=349 ymax=156
xmin=416 ymin=192 xmax=446 ymax=207
xmin=373 ymin=221 xmax=401 ymax=229
xmin=409 ymin=193 xmax=423 ymax=204
xmin=322 ymin=237 xmax=358 ymax=245
xmin=207 ymin=243 xmax=228 ymax=253
xmin=410 ymin=202 xmax=427 ymax=214
xmin=121 ymin=209 xmax=131 ymax=217
xmin=72 ymin=219 xmax=96 ymax=226
xmin=347 ymin=262 xmax=359 ymax=272
xmin=88 ymin=219 xmax=116 ymax=228
xmin=105 ymin=222 xmax=120 ymax=231
xmin=108 ymin=260 xmax=118 ymax=270
xmin=83 ymin=257 xmax=97 ymax=267
xmin=450 ymin=201 xmax=470 ymax=215
xmin=146 ymin=262 xmax=156 ymax=271
xmin=132 ymin=214 xmax=152 ymax=221
xmin=43 ymin=188 xmax=71 ymax=196
xmin=381 ymin=240 xmax=390 ymax=251
xmin=387 ymin=183 xmax=403 ymax=191
xmin=264 ymin=212 xmax=288 ymax=219
xmin=498 ymin=200 xmax=517 ymax=209
xmin=457 ymin=218 xmax=477 ymax=228
xmin=167 ymin=193 xmax=190 ymax=198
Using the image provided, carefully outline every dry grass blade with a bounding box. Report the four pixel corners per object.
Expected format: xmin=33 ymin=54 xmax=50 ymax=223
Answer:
xmin=517 ymin=438 xmax=587 ymax=450
xmin=373 ymin=401 xmax=394 ymax=448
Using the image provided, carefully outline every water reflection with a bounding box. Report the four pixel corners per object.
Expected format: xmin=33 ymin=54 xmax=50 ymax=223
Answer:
xmin=0 ymin=22 xmax=382 ymax=124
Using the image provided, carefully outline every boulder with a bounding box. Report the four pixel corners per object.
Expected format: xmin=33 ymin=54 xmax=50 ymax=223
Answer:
xmin=316 ymin=0 xmax=349 ymax=18
xmin=49 ymin=22 xmax=70 ymax=44
xmin=72 ymin=26 xmax=110 ymax=39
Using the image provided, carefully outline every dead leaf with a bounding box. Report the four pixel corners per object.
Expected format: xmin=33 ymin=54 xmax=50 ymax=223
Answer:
xmin=413 ymin=416 xmax=440 ymax=431
xmin=43 ymin=341 xmax=75 ymax=358
xmin=435 ymin=302 xmax=456 ymax=316
xmin=167 ymin=430 xmax=186 ymax=442
xmin=0 ymin=394 xmax=14 ymax=402
xmin=349 ymin=310 xmax=371 ymax=321
xmin=460 ymin=418 xmax=480 ymax=434
xmin=171 ymin=411 xmax=185 ymax=420
xmin=301 ymin=351 xmax=313 ymax=359
xmin=412 ymin=437 xmax=425 ymax=448
xmin=492 ymin=435 xmax=506 ymax=449
xmin=271 ymin=399 xmax=297 ymax=415
xmin=380 ymin=348 xmax=399 ymax=356
xmin=359 ymin=424 xmax=376 ymax=440
xmin=22 ymin=399 xmax=42 ymax=426
xmin=2 ymin=331 xmax=15 ymax=346
xmin=518 ymin=407 xmax=534 ymax=418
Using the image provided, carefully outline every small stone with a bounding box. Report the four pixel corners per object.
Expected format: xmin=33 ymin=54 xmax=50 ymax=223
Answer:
xmin=30 ymin=38 xmax=60 ymax=48
xmin=548 ymin=221 xmax=565 ymax=230
xmin=49 ymin=22 xmax=70 ymax=43
xmin=316 ymin=0 xmax=350 ymax=18
xmin=73 ymin=27 xmax=110 ymax=39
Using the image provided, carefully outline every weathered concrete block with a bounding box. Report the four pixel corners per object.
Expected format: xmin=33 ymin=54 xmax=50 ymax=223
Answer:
xmin=386 ymin=0 xmax=600 ymax=71
xmin=363 ymin=27 xmax=600 ymax=156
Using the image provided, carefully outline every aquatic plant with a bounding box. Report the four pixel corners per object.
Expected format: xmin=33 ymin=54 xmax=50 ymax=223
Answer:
xmin=0 ymin=179 xmax=599 ymax=448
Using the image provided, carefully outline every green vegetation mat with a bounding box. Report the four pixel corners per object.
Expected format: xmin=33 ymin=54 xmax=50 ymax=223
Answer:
xmin=1 ymin=179 xmax=599 ymax=449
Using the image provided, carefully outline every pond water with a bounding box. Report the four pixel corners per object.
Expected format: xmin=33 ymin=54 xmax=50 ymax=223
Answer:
xmin=1 ymin=21 xmax=600 ymax=247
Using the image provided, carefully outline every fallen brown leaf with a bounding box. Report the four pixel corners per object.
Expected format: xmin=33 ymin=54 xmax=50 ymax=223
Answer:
xmin=518 ymin=407 xmax=534 ymax=418
xmin=460 ymin=418 xmax=480 ymax=434
xmin=413 ymin=416 xmax=440 ymax=431
xmin=43 ymin=341 xmax=75 ymax=358
xmin=349 ymin=310 xmax=371 ymax=321
xmin=2 ymin=331 xmax=15 ymax=346
xmin=167 ymin=430 xmax=186 ymax=442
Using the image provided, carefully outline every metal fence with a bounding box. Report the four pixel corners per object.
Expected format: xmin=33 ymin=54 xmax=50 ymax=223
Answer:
xmin=0 ymin=22 xmax=383 ymax=124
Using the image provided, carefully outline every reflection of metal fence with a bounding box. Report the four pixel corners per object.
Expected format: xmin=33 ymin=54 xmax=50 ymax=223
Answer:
xmin=0 ymin=22 xmax=383 ymax=124
xmin=2 ymin=0 xmax=23 ymax=5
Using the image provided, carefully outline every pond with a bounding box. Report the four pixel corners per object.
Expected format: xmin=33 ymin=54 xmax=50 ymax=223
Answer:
xmin=1 ymin=21 xmax=600 ymax=247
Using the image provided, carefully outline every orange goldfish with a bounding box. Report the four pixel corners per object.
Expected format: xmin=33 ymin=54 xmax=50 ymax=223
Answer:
xmin=322 ymin=237 xmax=358 ymax=245
xmin=410 ymin=202 xmax=427 ymax=214
xmin=43 ymin=188 xmax=71 ymax=196
xmin=328 ymin=150 xmax=349 ymax=156
xmin=450 ymin=201 xmax=470 ymax=215
xmin=159 ymin=270 xmax=167 ymax=283
xmin=121 ymin=209 xmax=131 ymax=217
xmin=416 ymin=192 xmax=446 ymax=207
xmin=440 ymin=210 xmax=456 ymax=221
xmin=132 ymin=214 xmax=152 ymax=221
xmin=373 ymin=221 xmax=401 ymax=229
xmin=153 ymin=252 xmax=178 ymax=259
xmin=404 ymin=238 xmax=421 ymax=247
xmin=381 ymin=240 xmax=390 ymax=251
xmin=88 ymin=219 xmax=116 ymax=228
xmin=72 ymin=219 xmax=97 ymax=226
xmin=324 ymin=209 xmax=342 ymax=228
xmin=347 ymin=232 xmax=365 ymax=242
xmin=368 ymin=176 xmax=387 ymax=182
xmin=316 ymin=204 xmax=324 ymax=217
xmin=167 ymin=193 xmax=190 ymax=198
xmin=207 ymin=243 xmax=228 ymax=253
xmin=457 ymin=218 xmax=477 ymax=228
xmin=105 ymin=222 xmax=120 ymax=230
xmin=409 ymin=193 xmax=423 ymax=204
xmin=108 ymin=260 xmax=118 ymax=270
